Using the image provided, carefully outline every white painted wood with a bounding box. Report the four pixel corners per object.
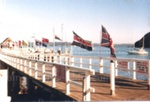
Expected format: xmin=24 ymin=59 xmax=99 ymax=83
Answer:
xmin=29 ymin=61 xmax=32 ymax=76
xmin=132 ymin=61 xmax=136 ymax=80
xmin=110 ymin=62 xmax=115 ymax=95
xmin=35 ymin=62 xmax=38 ymax=79
xmin=52 ymin=65 xmax=56 ymax=88
xmin=66 ymin=67 xmax=70 ymax=95
xmin=89 ymin=58 xmax=92 ymax=69
xmin=114 ymin=60 xmax=118 ymax=76
xmin=24 ymin=60 xmax=27 ymax=73
xmin=100 ymin=59 xmax=103 ymax=73
xmin=42 ymin=64 xmax=46 ymax=82
xmin=84 ymin=71 xmax=91 ymax=101
xmin=80 ymin=57 xmax=82 ymax=67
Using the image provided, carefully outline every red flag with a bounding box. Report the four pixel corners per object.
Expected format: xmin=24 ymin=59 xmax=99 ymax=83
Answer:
xmin=42 ymin=37 xmax=49 ymax=43
xmin=18 ymin=40 xmax=22 ymax=47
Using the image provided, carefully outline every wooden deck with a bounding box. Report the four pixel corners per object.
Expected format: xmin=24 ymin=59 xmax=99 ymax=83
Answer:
xmin=27 ymin=67 xmax=150 ymax=101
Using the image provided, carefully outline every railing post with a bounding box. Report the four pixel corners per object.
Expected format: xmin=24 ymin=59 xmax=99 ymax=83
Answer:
xmin=114 ymin=60 xmax=118 ymax=76
xmin=110 ymin=62 xmax=115 ymax=95
xmin=11 ymin=57 xmax=14 ymax=67
xmin=17 ymin=58 xmax=19 ymax=69
xmin=82 ymin=77 xmax=86 ymax=101
xmin=89 ymin=58 xmax=92 ymax=69
xmin=20 ymin=59 xmax=23 ymax=71
xmin=12 ymin=57 xmax=15 ymax=67
xmin=58 ymin=56 xmax=61 ymax=64
xmin=71 ymin=56 xmax=74 ymax=66
xmin=80 ymin=58 xmax=82 ymax=67
xmin=100 ymin=59 xmax=103 ymax=73
xmin=42 ymin=64 xmax=46 ymax=82
xmin=82 ymin=71 xmax=91 ymax=101
xmin=29 ymin=61 xmax=32 ymax=76
xmin=35 ymin=62 xmax=38 ymax=79
xmin=24 ymin=60 xmax=27 ymax=73
xmin=132 ymin=61 xmax=136 ymax=80
xmin=15 ymin=57 xmax=17 ymax=68
xmin=64 ymin=56 xmax=67 ymax=65
xmin=52 ymin=65 xmax=56 ymax=88
xmin=66 ymin=67 xmax=70 ymax=95
xmin=148 ymin=60 xmax=150 ymax=90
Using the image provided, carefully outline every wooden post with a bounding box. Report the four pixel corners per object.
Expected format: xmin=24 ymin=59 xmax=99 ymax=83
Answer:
xmin=52 ymin=65 xmax=56 ymax=88
xmin=83 ymin=71 xmax=91 ymax=101
xmin=59 ymin=56 xmax=61 ymax=64
xmin=29 ymin=61 xmax=32 ymax=76
xmin=82 ymin=76 xmax=86 ymax=101
xmin=71 ymin=57 xmax=74 ymax=66
xmin=66 ymin=67 xmax=70 ymax=95
xmin=80 ymin=58 xmax=82 ymax=67
xmin=42 ymin=64 xmax=46 ymax=82
xmin=24 ymin=60 xmax=27 ymax=73
xmin=110 ymin=62 xmax=115 ymax=95
xmin=100 ymin=59 xmax=103 ymax=73
xmin=20 ymin=59 xmax=23 ymax=71
xmin=15 ymin=57 xmax=17 ymax=69
xmin=148 ymin=60 xmax=150 ymax=90
xmin=89 ymin=58 xmax=92 ymax=69
xmin=64 ymin=57 xmax=67 ymax=65
xmin=35 ymin=62 xmax=38 ymax=79
xmin=16 ymin=58 xmax=18 ymax=69
xmin=114 ymin=60 xmax=118 ymax=76
xmin=132 ymin=61 xmax=136 ymax=80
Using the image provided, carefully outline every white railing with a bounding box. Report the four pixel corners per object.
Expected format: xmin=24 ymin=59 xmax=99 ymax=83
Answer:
xmin=1 ymin=50 xmax=150 ymax=100
xmin=0 ymin=52 xmax=95 ymax=101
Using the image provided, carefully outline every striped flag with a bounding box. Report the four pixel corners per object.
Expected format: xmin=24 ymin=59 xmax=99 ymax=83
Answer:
xmin=35 ymin=39 xmax=42 ymax=46
xmin=42 ymin=37 xmax=49 ymax=43
xmin=55 ymin=35 xmax=62 ymax=41
xmin=72 ymin=31 xmax=93 ymax=51
xmin=101 ymin=25 xmax=116 ymax=58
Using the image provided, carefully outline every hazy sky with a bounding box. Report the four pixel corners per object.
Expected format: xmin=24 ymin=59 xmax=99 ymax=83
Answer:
xmin=0 ymin=0 xmax=150 ymax=44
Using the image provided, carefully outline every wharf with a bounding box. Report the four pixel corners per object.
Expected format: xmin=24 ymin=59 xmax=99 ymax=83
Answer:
xmin=44 ymin=72 xmax=150 ymax=101
xmin=0 ymin=49 xmax=150 ymax=101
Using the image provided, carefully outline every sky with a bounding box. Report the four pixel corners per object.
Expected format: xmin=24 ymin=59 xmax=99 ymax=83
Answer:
xmin=0 ymin=0 xmax=150 ymax=44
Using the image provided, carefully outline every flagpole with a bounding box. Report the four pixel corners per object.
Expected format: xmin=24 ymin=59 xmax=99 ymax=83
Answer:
xmin=61 ymin=24 xmax=63 ymax=53
xmin=53 ymin=28 xmax=55 ymax=52
xmin=100 ymin=24 xmax=102 ymax=58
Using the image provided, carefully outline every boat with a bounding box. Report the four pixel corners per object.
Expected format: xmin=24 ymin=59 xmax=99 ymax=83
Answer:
xmin=127 ymin=47 xmax=148 ymax=55
xmin=127 ymin=37 xmax=148 ymax=55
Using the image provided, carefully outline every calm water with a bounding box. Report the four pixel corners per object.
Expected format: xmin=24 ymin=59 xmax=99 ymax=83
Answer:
xmin=11 ymin=44 xmax=150 ymax=101
xmin=52 ymin=44 xmax=150 ymax=59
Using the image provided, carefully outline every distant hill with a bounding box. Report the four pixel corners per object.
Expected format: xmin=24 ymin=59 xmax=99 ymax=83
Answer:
xmin=135 ymin=32 xmax=150 ymax=48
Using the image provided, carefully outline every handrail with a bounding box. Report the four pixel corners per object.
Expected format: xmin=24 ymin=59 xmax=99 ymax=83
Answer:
xmin=0 ymin=52 xmax=95 ymax=101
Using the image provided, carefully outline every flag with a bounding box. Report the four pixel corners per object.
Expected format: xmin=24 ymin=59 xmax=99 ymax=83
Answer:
xmin=35 ymin=39 xmax=47 ymax=47
xmin=101 ymin=25 xmax=116 ymax=58
xmin=42 ymin=43 xmax=47 ymax=47
xmin=35 ymin=39 xmax=42 ymax=46
xmin=55 ymin=35 xmax=62 ymax=41
xmin=22 ymin=40 xmax=28 ymax=46
xmin=71 ymin=31 xmax=93 ymax=51
xmin=18 ymin=40 xmax=22 ymax=47
xmin=42 ymin=37 xmax=49 ymax=43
